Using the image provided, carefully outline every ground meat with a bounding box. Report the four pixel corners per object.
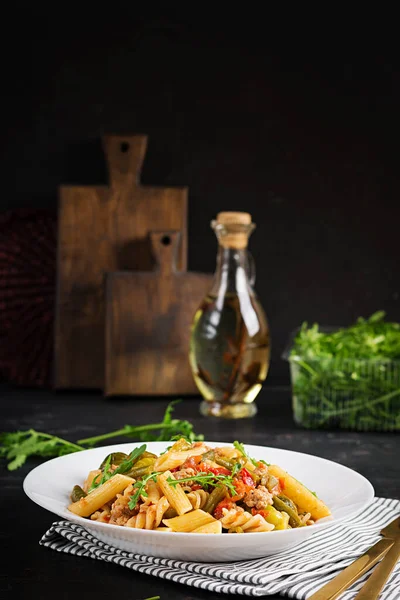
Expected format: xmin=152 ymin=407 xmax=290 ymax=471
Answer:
xmin=172 ymin=467 xmax=197 ymax=485
xmin=243 ymin=485 xmax=273 ymax=510
xmin=109 ymin=488 xmax=138 ymax=526
xmin=253 ymin=464 xmax=269 ymax=486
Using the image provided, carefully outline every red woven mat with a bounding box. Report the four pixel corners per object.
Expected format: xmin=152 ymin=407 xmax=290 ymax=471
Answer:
xmin=0 ymin=208 xmax=57 ymax=387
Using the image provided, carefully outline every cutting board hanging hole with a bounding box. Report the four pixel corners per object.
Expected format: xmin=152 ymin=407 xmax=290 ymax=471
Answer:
xmin=150 ymin=231 xmax=180 ymax=275
xmin=103 ymin=135 xmax=147 ymax=186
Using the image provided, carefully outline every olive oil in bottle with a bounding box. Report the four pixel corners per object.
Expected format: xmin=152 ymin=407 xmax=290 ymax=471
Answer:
xmin=189 ymin=212 xmax=270 ymax=418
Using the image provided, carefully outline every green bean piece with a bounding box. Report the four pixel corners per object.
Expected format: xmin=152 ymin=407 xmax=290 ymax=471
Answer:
xmin=214 ymin=456 xmax=233 ymax=470
xmin=127 ymin=466 xmax=149 ymax=479
xmin=262 ymin=505 xmax=289 ymax=530
xmin=163 ymin=506 xmax=178 ymax=519
xmin=70 ymin=485 xmax=87 ymax=503
xmin=214 ymin=456 xmax=246 ymax=471
xmin=126 ymin=456 xmax=156 ymax=479
xmin=203 ymin=484 xmax=228 ymax=514
xmin=277 ymin=494 xmax=297 ymax=512
xmin=272 ymin=495 xmax=304 ymax=528
xmin=141 ymin=451 xmax=158 ymax=460
xmin=201 ymin=450 xmax=215 ymax=461
xmin=99 ymin=452 xmax=128 ymax=470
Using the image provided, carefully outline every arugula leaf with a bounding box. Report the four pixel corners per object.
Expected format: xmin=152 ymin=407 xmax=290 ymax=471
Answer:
xmin=113 ymin=444 xmax=147 ymax=476
xmin=167 ymin=471 xmax=238 ymax=496
xmin=128 ymin=471 xmax=162 ymax=510
xmin=0 ymin=402 xmax=203 ymax=471
xmin=0 ymin=430 xmax=84 ymax=471
xmin=230 ymin=462 xmax=242 ymax=478
xmin=77 ymin=401 xmax=204 ymax=446
xmin=288 ymin=312 xmax=400 ymax=430
xmin=89 ymin=454 xmax=113 ymax=492
xmin=233 ymin=440 xmax=259 ymax=467
xmin=88 ymin=445 xmax=148 ymax=492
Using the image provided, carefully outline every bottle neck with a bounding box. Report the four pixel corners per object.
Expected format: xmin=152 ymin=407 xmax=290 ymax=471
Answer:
xmin=210 ymin=245 xmax=252 ymax=297
xmin=210 ymin=243 xmax=261 ymax=338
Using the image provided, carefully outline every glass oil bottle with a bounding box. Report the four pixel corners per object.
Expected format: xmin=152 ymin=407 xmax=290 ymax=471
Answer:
xmin=189 ymin=212 xmax=270 ymax=418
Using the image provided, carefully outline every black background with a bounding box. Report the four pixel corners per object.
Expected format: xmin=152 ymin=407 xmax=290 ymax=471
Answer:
xmin=2 ymin=10 xmax=400 ymax=383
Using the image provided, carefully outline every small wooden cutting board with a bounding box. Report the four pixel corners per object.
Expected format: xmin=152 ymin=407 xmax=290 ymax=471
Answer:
xmin=55 ymin=136 xmax=188 ymax=390
xmin=105 ymin=231 xmax=213 ymax=396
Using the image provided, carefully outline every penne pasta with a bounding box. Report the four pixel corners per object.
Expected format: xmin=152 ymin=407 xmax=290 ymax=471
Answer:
xmin=163 ymin=509 xmax=216 ymax=532
xmin=153 ymin=445 xmax=207 ymax=472
xmin=268 ymin=464 xmax=331 ymax=520
xmin=157 ymin=471 xmax=193 ymax=515
xmin=193 ymin=521 xmax=222 ymax=533
xmin=68 ymin=474 xmax=134 ymax=518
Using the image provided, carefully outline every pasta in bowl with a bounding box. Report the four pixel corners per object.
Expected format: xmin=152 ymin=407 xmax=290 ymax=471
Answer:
xmin=23 ymin=440 xmax=374 ymax=561
xmin=68 ymin=439 xmax=331 ymax=534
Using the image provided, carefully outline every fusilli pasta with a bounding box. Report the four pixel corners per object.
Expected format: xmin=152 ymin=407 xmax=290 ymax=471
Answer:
xmin=185 ymin=489 xmax=209 ymax=510
xmin=125 ymin=496 xmax=170 ymax=530
xmin=90 ymin=506 xmax=111 ymax=522
xmin=219 ymin=507 xmax=274 ymax=533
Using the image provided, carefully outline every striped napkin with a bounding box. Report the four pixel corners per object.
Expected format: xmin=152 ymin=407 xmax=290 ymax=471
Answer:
xmin=40 ymin=497 xmax=399 ymax=598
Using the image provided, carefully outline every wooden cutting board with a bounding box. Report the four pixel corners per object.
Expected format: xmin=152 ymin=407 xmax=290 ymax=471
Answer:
xmin=105 ymin=231 xmax=213 ymax=396
xmin=55 ymin=135 xmax=188 ymax=389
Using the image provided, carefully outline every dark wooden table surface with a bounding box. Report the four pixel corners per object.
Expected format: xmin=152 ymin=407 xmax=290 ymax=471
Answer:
xmin=1 ymin=382 xmax=399 ymax=600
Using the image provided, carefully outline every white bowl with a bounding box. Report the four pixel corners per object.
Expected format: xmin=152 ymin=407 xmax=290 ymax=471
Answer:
xmin=23 ymin=441 xmax=374 ymax=562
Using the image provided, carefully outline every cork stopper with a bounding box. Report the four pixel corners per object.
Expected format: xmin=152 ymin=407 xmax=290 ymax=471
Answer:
xmin=216 ymin=212 xmax=252 ymax=226
xmin=212 ymin=212 xmax=254 ymax=249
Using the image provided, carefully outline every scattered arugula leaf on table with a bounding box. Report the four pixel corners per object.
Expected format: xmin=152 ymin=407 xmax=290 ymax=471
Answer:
xmin=0 ymin=401 xmax=203 ymax=471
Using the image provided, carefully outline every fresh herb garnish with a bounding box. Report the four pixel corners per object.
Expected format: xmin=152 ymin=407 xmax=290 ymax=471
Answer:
xmin=0 ymin=401 xmax=203 ymax=471
xmin=113 ymin=444 xmax=147 ymax=476
xmin=89 ymin=444 xmax=147 ymax=492
xmin=89 ymin=454 xmax=113 ymax=492
xmin=233 ymin=440 xmax=259 ymax=467
xmin=128 ymin=471 xmax=163 ymax=510
xmin=167 ymin=472 xmax=238 ymax=496
xmin=288 ymin=311 xmax=400 ymax=430
xmin=230 ymin=462 xmax=242 ymax=478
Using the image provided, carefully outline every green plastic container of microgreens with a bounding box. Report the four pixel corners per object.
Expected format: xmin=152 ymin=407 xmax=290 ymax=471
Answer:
xmin=282 ymin=312 xmax=400 ymax=431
